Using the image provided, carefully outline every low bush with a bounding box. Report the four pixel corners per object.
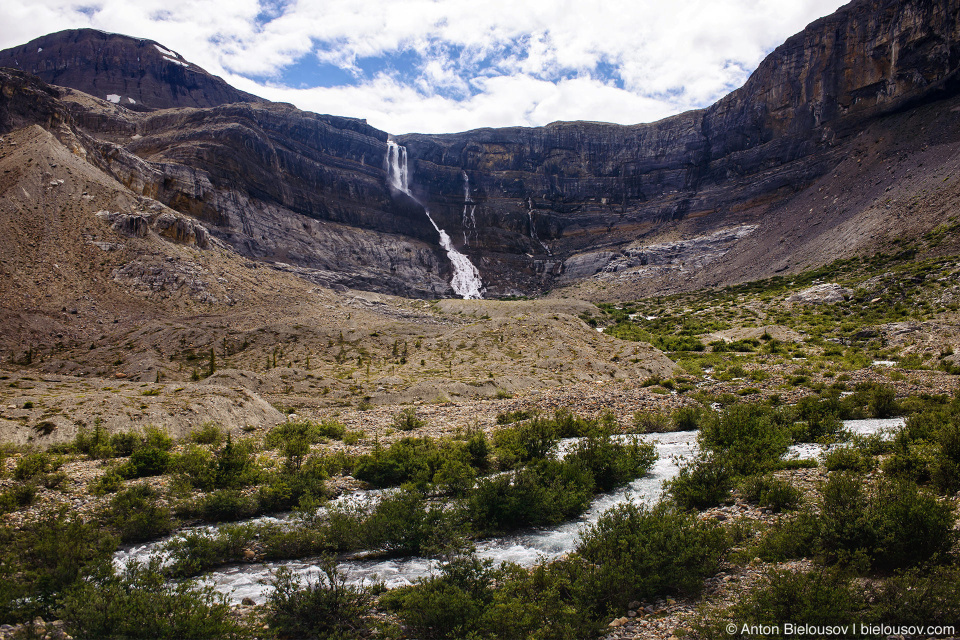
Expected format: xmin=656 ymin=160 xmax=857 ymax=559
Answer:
xmin=176 ymin=489 xmax=260 ymax=523
xmin=120 ymin=446 xmax=171 ymax=478
xmin=353 ymin=437 xmax=444 ymax=488
xmin=188 ymin=422 xmax=224 ymax=447
xmin=823 ymin=446 xmax=875 ymax=472
xmin=698 ymin=403 xmax=792 ymax=477
xmin=738 ymin=474 xmax=802 ymax=512
xmin=0 ymin=510 xmax=117 ymax=623
xmin=393 ymin=407 xmax=427 ymax=431
xmin=673 ymin=405 xmax=706 ymax=431
xmin=13 ymin=451 xmax=61 ymax=481
xmin=667 ymin=452 xmax=735 ymax=510
xmin=632 ymin=410 xmax=672 ymax=433
xmin=576 ymin=503 xmax=728 ymax=610
xmin=820 ymin=472 xmax=955 ymax=570
xmin=62 ymin=559 xmax=246 ymax=639
xmin=0 ymin=484 xmax=36 ymax=514
xmin=363 ymin=487 xmax=465 ymax=557
xmin=566 ymin=433 xmax=656 ymax=492
xmin=267 ymin=561 xmax=374 ymax=640
xmin=695 ymin=568 xmax=866 ymax=639
xmin=496 ymin=409 xmax=535 ymax=425
xmin=468 ymin=459 xmax=595 ymax=534
xmin=165 ymin=523 xmax=261 ymax=578
xmin=103 ymin=485 xmax=176 ymax=543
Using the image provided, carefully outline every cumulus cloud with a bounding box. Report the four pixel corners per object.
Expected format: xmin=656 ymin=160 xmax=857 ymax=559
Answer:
xmin=0 ymin=0 xmax=848 ymax=133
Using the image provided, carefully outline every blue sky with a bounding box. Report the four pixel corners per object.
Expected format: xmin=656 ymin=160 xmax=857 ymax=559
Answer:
xmin=1 ymin=0 xmax=848 ymax=134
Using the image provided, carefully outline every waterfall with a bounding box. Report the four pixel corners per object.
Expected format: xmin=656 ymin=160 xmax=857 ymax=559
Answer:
xmin=385 ymin=141 xmax=483 ymax=299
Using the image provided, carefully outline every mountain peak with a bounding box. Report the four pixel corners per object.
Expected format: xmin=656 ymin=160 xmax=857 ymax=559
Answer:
xmin=0 ymin=28 xmax=259 ymax=110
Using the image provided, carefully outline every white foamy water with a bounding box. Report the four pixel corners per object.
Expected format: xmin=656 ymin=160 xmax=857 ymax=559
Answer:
xmin=785 ymin=417 xmax=904 ymax=460
xmin=386 ymin=142 xmax=483 ymax=299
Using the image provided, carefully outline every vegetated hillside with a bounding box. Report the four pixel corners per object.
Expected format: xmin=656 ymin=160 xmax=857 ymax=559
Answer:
xmin=1 ymin=0 xmax=958 ymax=297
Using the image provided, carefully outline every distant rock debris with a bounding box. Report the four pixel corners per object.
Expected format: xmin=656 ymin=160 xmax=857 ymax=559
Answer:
xmin=787 ymin=283 xmax=853 ymax=305
xmin=96 ymin=208 xmax=210 ymax=248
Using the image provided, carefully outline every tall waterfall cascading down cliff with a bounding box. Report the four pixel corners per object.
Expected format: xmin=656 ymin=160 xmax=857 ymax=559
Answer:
xmin=385 ymin=141 xmax=483 ymax=299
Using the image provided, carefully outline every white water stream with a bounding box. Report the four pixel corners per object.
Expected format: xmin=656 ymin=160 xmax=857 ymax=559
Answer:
xmin=386 ymin=142 xmax=483 ymax=299
xmin=114 ymin=418 xmax=904 ymax=604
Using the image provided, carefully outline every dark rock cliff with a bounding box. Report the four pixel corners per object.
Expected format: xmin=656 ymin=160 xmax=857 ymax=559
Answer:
xmin=1 ymin=0 xmax=959 ymax=297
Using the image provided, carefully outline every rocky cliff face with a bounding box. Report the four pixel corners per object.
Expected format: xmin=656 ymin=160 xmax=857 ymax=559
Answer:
xmin=398 ymin=0 xmax=960 ymax=293
xmin=0 ymin=29 xmax=259 ymax=110
xmin=2 ymin=0 xmax=959 ymax=298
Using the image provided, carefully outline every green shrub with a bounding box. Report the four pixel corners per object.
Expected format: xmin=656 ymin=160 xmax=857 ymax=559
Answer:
xmin=13 ymin=452 xmax=60 ymax=481
xmin=492 ymin=416 xmax=559 ymax=468
xmin=142 ymin=426 xmax=174 ymax=451
xmin=212 ymin=434 xmax=259 ymax=489
xmin=496 ymin=409 xmax=534 ymax=425
xmin=73 ymin=425 xmax=114 ymax=459
xmin=565 ymin=433 xmax=656 ymax=492
xmin=165 ymin=523 xmax=260 ymax=578
xmin=576 ymin=503 xmax=728 ymax=610
xmin=698 ymin=403 xmax=792 ymax=476
xmin=121 ymin=447 xmax=171 ymax=478
xmin=823 ymin=446 xmax=875 ymax=472
xmin=792 ymin=395 xmax=844 ymax=442
xmin=316 ymin=420 xmax=347 ymax=440
xmin=188 ymin=422 xmax=224 ymax=447
xmin=62 ymin=559 xmax=246 ymax=639
xmin=468 ymin=459 xmax=595 ymax=534
xmin=881 ymin=431 xmax=935 ymax=483
xmin=673 ymin=405 xmax=705 ymax=431
xmin=0 ymin=510 xmax=117 ymax=623
xmin=695 ymin=568 xmax=866 ymax=639
xmin=0 ymin=484 xmax=37 ymax=514
xmin=868 ymin=384 xmax=899 ymax=418
xmin=108 ymin=431 xmax=141 ymax=457
xmin=353 ymin=437 xmax=444 ymax=488
xmin=177 ymin=489 xmax=259 ymax=523
xmin=820 ymin=472 xmax=955 ymax=570
xmin=342 ymin=430 xmax=363 ymax=445
xmin=171 ymin=445 xmax=218 ymax=491
xmin=751 ymin=511 xmax=821 ymax=562
xmin=257 ymin=456 xmax=330 ymax=512
xmin=632 ymin=410 xmax=672 ymax=433
xmin=667 ymin=453 xmax=734 ymax=510
xmin=738 ymin=475 xmax=802 ymax=512
xmin=267 ymin=561 xmax=373 ymax=640
xmin=868 ymin=478 xmax=955 ymax=571
xmin=393 ymin=407 xmax=426 ymax=431
xmin=868 ymin=565 xmax=960 ymax=626
xmin=104 ymin=485 xmax=176 ymax=544
xmin=364 ymin=487 xmax=465 ymax=556
xmin=91 ymin=470 xmax=124 ymax=495
xmin=382 ymin=555 xmax=500 ymax=640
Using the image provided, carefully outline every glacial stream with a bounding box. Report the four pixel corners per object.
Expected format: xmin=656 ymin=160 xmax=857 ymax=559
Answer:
xmin=114 ymin=418 xmax=904 ymax=604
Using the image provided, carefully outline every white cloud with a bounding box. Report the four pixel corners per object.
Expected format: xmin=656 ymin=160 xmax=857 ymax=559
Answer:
xmin=1 ymin=0 xmax=849 ymax=133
